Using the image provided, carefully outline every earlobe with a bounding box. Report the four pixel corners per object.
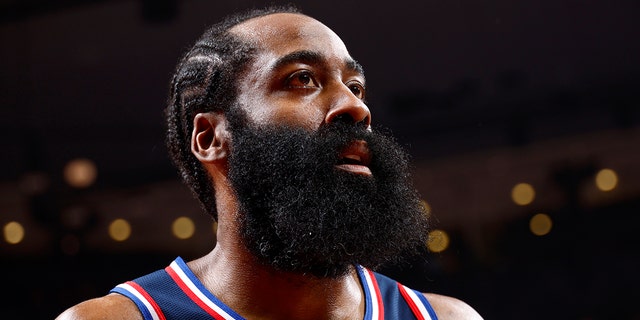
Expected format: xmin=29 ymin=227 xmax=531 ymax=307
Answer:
xmin=191 ymin=112 xmax=230 ymax=163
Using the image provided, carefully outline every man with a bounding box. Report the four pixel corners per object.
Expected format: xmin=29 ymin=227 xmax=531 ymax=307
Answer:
xmin=57 ymin=5 xmax=482 ymax=320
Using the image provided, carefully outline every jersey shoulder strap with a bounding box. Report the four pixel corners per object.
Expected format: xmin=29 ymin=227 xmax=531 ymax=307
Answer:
xmin=110 ymin=257 xmax=245 ymax=320
xmin=360 ymin=266 xmax=439 ymax=320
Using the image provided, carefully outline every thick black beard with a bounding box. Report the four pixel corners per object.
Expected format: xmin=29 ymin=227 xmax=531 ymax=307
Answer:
xmin=227 ymin=112 xmax=430 ymax=279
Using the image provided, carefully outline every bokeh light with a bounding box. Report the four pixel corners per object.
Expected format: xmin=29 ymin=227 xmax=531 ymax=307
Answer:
xmin=595 ymin=168 xmax=618 ymax=192
xmin=529 ymin=213 xmax=553 ymax=236
xmin=427 ymin=229 xmax=450 ymax=253
xmin=172 ymin=216 xmax=195 ymax=240
xmin=511 ymin=182 xmax=535 ymax=206
xmin=109 ymin=218 xmax=132 ymax=242
xmin=420 ymin=199 xmax=432 ymax=217
xmin=64 ymin=158 xmax=98 ymax=188
xmin=18 ymin=172 xmax=49 ymax=195
xmin=3 ymin=221 xmax=25 ymax=244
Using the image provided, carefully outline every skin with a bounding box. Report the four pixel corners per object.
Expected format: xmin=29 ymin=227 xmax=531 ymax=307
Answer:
xmin=56 ymin=13 xmax=483 ymax=320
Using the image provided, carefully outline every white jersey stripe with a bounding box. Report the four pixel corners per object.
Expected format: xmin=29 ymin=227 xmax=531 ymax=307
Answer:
xmin=116 ymin=283 xmax=161 ymax=320
xmin=400 ymin=284 xmax=433 ymax=320
xmin=360 ymin=266 xmax=381 ymax=320
xmin=168 ymin=260 xmax=238 ymax=320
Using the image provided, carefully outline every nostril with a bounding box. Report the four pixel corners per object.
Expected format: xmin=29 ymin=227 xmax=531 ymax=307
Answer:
xmin=331 ymin=113 xmax=356 ymax=124
xmin=358 ymin=115 xmax=371 ymax=128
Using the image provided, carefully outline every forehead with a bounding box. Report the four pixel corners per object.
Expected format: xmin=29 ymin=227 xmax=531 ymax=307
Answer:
xmin=229 ymin=13 xmax=353 ymax=64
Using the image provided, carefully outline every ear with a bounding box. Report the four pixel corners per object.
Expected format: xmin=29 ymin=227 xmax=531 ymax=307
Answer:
xmin=191 ymin=112 xmax=230 ymax=163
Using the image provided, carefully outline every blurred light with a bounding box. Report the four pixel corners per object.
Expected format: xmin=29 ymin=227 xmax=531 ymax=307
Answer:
xmin=109 ymin=219 xmax=131 ymax=242
xmin=172 ymin=217 xmax=195 ymax=240
xmin=60 ymin=234 xmax=80 ymax=255
xmin=595 ymin=168 xmax=618 ymax=192
xmin=18 ymin=172 xmax=49 ymax=195
xmin=427 ymin=229 xmax=450 ymax=253
xmin=64 ymin=158 xmax=97 ymax=188
xmin=530 ymin=213 xmax=553 ymax=236
xmin=511 ymin=182 xmax=535 ymax=206
xmin=212 ymin=221 xmax=218 ymax=235
xmin=420 ymin=199 xmax=432 ymax=217
xmin=61 ymin=205 xmax=90 ymax=230
xmin=3 ymin=221 xmax=25 ymax=244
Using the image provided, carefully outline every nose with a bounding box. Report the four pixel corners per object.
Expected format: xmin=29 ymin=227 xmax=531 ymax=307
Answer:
xmin=324 ymin=84 xmax=371 ymax=128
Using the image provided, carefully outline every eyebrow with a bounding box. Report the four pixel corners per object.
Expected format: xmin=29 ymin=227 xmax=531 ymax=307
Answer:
xmin=270 ymin=50 xmax=365 ymax=79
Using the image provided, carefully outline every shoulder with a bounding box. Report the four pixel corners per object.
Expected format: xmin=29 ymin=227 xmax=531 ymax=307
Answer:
xmin=423 ymin=293 xmax=484 ymax=320
xmin=55 ymin=293 xmax=143 ymax=320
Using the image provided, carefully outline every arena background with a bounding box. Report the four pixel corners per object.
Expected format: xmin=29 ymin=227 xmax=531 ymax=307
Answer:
xmin=1 ymin=0 xmax=638 ymax=318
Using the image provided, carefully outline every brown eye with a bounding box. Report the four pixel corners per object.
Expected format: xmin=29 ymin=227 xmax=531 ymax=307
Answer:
xmin=347 ymin=82 xmax=365 ymax=99
xmin=286 ymin=70 xmax=319 ymax=88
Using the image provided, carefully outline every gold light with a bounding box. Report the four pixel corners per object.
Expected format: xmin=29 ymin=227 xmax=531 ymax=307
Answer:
xmin=3 ymin=221 xmax=25 ymax=244
xmin=427 ymin=229 xmax=450 ymax=253
xmin=529 ymin=213 xmax=553 ymax=236
xmin=109 ymin=219 xmax=131 ymax=241
xmin=511 ymin=183 xmax=535 ymax=206
xmin=595 ymin=168 xmax=618 ymax=192
xmin=172 ymin=217 xmax=195 ymax=240
xmin=420 ymin=199 xmax=432 ymax=217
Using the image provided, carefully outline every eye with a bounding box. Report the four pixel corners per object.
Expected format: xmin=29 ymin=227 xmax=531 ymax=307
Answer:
xmin=346 ymin=81 xmax=366 ymax=100
xmin=286 ymin=70 xmax=319 ymax=88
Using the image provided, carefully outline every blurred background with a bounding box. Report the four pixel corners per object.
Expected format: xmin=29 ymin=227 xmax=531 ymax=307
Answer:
xmin=1 ymin=0 xmax=638 ymax=319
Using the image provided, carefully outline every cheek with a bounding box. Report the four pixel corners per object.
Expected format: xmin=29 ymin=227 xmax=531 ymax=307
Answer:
xmin=244 ymin=97 xmax=327 ymax=130
xmin=269 ymin=105 xmax=325 ymax=129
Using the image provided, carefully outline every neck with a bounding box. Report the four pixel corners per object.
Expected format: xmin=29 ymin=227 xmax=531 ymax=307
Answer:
xmin=189 ymin=244 xmax=364 ymax=320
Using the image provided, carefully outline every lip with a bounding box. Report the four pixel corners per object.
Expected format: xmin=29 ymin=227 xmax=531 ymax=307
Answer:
xmin=335 ymin=140 xmax=372 ymax=176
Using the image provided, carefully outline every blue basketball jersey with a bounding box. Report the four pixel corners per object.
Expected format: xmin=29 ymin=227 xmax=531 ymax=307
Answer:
xmin=111 ymin=257 xmax=438 ymax=320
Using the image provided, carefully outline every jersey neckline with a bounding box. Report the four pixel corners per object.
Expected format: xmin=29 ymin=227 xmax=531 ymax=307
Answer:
xmin=169 ymin=256 xmax=381 ymax=320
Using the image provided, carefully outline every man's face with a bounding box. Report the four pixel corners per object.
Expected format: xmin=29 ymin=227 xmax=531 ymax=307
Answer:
xmin=230 ymin=13 xmax=372 ymax=171
xmin=225 ymin=14 xmax=430 ymax=278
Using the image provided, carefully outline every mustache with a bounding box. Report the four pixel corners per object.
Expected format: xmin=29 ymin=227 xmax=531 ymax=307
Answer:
xmin=316 ymin=118 xmax=371 ymax=140
xmin=310 ymin=120 xmax=376 ymax=162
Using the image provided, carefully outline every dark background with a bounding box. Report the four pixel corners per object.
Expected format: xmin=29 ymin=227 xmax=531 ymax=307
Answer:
xmin=1 ymin=0 xmax=639 ymax=319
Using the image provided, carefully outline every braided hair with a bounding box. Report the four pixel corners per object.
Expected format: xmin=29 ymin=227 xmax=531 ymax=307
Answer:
xmin=165 ymin=5 xmax=300 ymax=220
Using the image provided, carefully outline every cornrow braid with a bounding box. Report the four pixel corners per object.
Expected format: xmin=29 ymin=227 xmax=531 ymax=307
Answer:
xmin=165 ymin=5 xmax=301 ymax=219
